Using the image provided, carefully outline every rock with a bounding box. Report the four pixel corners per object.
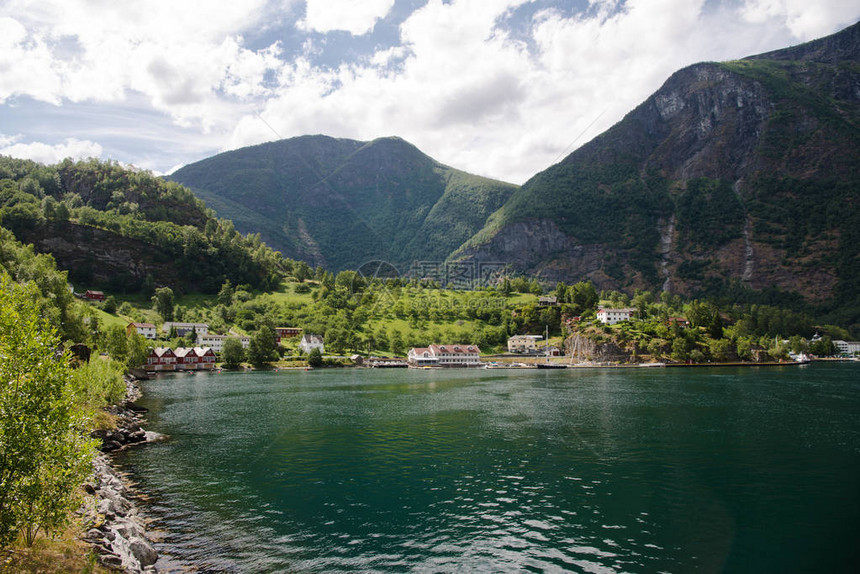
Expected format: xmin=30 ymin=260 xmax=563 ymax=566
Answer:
xmin=99 ymin=554 xmax=123 ymax=568
xmin=103 ymin=440 xmax=123 ymax=452
xmin=130 ymin=537 xmax=159 ymax=567
xmin=85 ymin=528 xmax=103 ymax=541
xmin=85 ymin=378 xmax=162 ymax=574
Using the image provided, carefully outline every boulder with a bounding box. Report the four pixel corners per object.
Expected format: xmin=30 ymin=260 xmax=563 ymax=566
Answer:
xmin=130 ymin=537 xmax=158 ymax=567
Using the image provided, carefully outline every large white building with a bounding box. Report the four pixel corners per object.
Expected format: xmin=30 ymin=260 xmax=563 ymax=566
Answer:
xmin=596 ymin=308 xmax=636 ymax=325
xmin=834 ymin=340 xmax=860 ymax=356
xmin=507 ymin=335 xmax=542 ymax=353
xmin=407 ymin=344 xmax=482 ymax=367
xmin=196 ymin=333 xmax=251 ymax=352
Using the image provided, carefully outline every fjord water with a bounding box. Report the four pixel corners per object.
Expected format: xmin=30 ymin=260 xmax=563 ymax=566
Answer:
xmin=118 ymin=364 xmax=860 ymax=573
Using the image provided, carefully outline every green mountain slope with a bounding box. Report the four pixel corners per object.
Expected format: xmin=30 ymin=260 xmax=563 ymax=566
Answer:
xmin=170 ymin=135 xmax=517 ymax=272
xmin=454 ymin=21 xmax=860 ymax=322
xmin=0 ymin=157 xmax=286 ymax=293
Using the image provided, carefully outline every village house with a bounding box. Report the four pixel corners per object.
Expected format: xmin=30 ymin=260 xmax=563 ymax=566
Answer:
xmin=407 ymin=347 xmax=438 ymax=367
xmin=507 ymin=335 xmax=543 ymax=353
xmin=407 ymin=344 xmax=482 ymax=367
xmin=127 ymin=322 xmax=157 ymax=339
xmin=196 ymin=333 xmax=251 ymax=353
xmin=84 ymin=290 xmax=105 ymax=301
xmin=162 ymin=322 xmax=209 ymax=337
xmin=538 ymin=295 xmax=558 ymax=307
xmin=300 ymin=334 xmax=325 ymax=354
xmin=145 ymin=347 xmax=177 ymax=371
xmin=174 ymin=347 xmax=217 ymax=370
xmin=667 ymin=317 xmax=691 ymax=328
xmin=834 ymin=340 xmax=860 ymax=356
xmin=596 ymin=307 xmax=636 ymax=325
xmin=196 ymin=333 xmax=227 ymax=352
xmin=275 ymin=327 xmax=303 ymax=344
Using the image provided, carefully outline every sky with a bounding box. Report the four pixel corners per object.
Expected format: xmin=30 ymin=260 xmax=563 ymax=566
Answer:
xmin=0 ymin=0 xmax=858 ymax=185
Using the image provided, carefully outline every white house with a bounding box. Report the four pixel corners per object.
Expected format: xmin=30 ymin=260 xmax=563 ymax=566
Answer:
xmin=507 ymin=335 xmax=543 ymax=353
xmin=407 ymin=344 xmax=482 ymax=367
xmin=596 ymin=308 xmax=636 ymax=325
xmin=196 ymin=333 xmax=227 ymax=352
xmin=127 ymin=322 xmax=157 ymax=340
xmin=197 ymin=333 xmax=251 ymax=352
xmin=300 ymin=334 xmax=325 ymax=354
xmin=834 ymin=340 xmax=860 ymax=356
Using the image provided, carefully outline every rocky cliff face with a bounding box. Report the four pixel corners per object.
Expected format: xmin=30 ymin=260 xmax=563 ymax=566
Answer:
xmin=17 ymin=221 xmax=195 ymax=291
xmin=454 ymin=22 xmax=860 ymax=306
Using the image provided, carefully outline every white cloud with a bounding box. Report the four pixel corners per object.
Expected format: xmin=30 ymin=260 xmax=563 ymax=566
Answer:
xmin=0 ymin=133 xmax=21 ymax=147
xmin=740 ymin=0 xmax=859 ymax=40
xmin=301 ymin=0 xmax=395 ymax=35
xmin=0 ymin=17 xmax=63 ymax=104
xmin=0 ymin=137 xmax=103 ymax=164
xmin=1 ymin=0 xmax=858 ymax=183
xmin=0 ymin=1 xmax=289 ymax=128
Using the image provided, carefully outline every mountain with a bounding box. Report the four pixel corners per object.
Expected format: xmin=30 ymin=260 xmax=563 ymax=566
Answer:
xmin=453 ymin=21 xmax=860 ymax=315
xmin=169 ymin=136 xmax=518 ymax=273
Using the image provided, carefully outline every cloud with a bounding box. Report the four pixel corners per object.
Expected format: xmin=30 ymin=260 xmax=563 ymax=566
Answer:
xmin=301 ymin=0 xmax=395 ymax=35
xmin=0 ymin=137 xmax=103 ymax=164
xmin=1 ymin=0 xmax=859 ymax=183
xmin=0 ymin=0 xmax=289 ymax=128
xmin=740 ymin=0 xmax=859 ymax=40
xmin=0 ymin=16 xmax=63 ymax=104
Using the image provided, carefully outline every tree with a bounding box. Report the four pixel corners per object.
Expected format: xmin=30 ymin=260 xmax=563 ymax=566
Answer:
xmin=247 ymin=325 xmax=277 ymax=367
xmin=307 ymin=347 xmax=323 ymax=368
xmin=295 ymin=261 xmax=312 ymax=282
xmin=53 ymin=201 xmax=70 ymax=221
xmin=390 ymin=329 xmax=404 ymax=356
xmin=0 ymin=276 xmax=96 ymax=547
xmin=126 ymin=332 xmax=149 ymax=368
xmin=221 ymin=337 xmax=245 ymax=369
xmin=103 ymin=324 xmax=129 ymax=364
xmin=152 ymin=286 xmax=174 ymax=321
xmin=102 ymin=295 xmax=118 ymax=315
xmin=217 ymin=280 xmax=234 ymax=307
xmin=810 ymin=335 xmax=834 ymax=356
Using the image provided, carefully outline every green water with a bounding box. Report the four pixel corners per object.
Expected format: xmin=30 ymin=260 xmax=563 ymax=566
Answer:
xmin=117 ymin=364 xmax=860 ymax=573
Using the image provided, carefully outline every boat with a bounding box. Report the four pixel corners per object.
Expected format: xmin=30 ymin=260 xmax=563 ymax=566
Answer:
xmin=536 ymin=325 xmax=567 ymax=369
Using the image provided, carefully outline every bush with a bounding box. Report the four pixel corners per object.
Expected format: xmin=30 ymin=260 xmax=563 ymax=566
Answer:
xmin=70 ymin=357 xmax=127 ymax=409
xmin=307 ymin=348 xmax=323 ymax=368
xmin=0 ymin=276 xmax=97 ymax=547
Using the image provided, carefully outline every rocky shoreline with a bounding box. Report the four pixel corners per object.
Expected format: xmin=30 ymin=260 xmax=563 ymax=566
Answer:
xmin=82 ymin=375 xmax=162 ymax=573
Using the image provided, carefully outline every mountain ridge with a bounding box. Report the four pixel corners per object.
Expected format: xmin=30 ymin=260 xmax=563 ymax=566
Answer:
xmin=170 ymin=135 xmax=518 ymax=272
xmin=453 ymin=21 xmax=859 ymax=322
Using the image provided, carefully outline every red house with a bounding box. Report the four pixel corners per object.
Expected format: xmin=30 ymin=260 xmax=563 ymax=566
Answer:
xmin=194 ymin=347 xmax=217 ymax=370
xmin=146 ymin=347 xmax=177 ymax=371
xmin=85 ymin=290 xmax=106 ymax=301
xmin=275 ymin=327 xmax=303 ymax=344
xmin=174 ymin=347 xmax=216 ymax=370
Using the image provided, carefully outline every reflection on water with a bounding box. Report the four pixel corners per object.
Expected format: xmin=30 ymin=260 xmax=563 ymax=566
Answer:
xmin=117 ymin=365 xmax=860 ymax=573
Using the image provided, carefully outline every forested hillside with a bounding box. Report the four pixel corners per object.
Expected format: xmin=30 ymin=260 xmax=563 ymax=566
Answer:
xmin=0 ymin=157 xmax=288 ymax=293
xmin=170 ymin=135 xmax=517 ymax=272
